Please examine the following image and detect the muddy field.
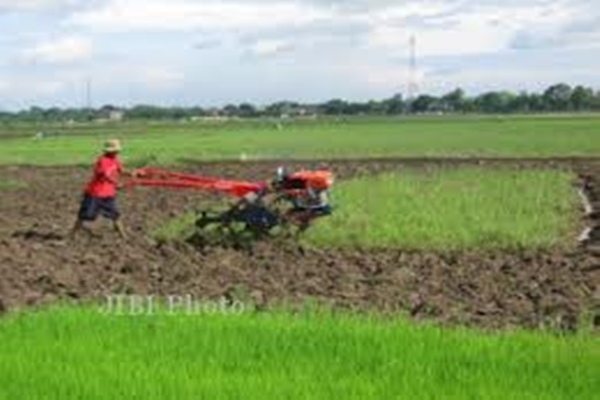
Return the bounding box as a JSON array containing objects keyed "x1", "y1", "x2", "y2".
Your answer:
[{"x1": 0, "y1": 159, "x2": 599, "y2": 330}]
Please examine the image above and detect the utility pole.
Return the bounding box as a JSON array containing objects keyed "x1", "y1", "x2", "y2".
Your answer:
[
  {"x1": 85, "y1": 77, "x2": 92, "y2": 110},
  {"x1": 84, "y1": 77, "x2": 94, "y2": 121}
]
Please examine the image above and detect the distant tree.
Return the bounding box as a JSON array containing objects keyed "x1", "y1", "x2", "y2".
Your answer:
[
  {"x1": 169, "y1": 107, "x2": 192, "y2": 120},
  {"x1": 441, "y1": 88, "x2": 466, "y2": 112},
  {"x1": 571, "y1": 86, "x2": 595, "y2": 111},
  {"x1": 411, "y1": 94, "x2": 438, "y2": 113},
  {"x1": 26, "y1": 106, "x2": 45, "y2": 122},
  {"x1": 264, "y1": 101, "x2": 298, "y2": 117},
  {"x1": 543, "y1": 83, "x2": 573, "y2": 111},
  {"x1": 366, "y1": 100, "x2": 386, "y2": 115},
  {"x1": 222, "y1": 104, "x2": 239, "y2": 117},
  {"x1": 127, "y1": 105, "x2": 168, "y2": 119},
  {"x1": 526, "y1": 93, "x2": 545, "y2": 112},
  {"x1": 476, "y1": 91, "x2": 516, "y2": 113},
  {"x1": 1, "y1": 82, "x2": 599, "y2": 121},
  {"x1": 264, "y1": 102, "x2": 282, "y2": 117},
  {"x1": 342, "y1": 102, "x2": 365, "y2": 115},
  {"x1": 321, "y1": 99, "x2": 349, "y2": 115},
  {"x1": 42, "y1": 107, "x2": 62, "y2": 121},
  {"x1": 506, "y1": 92, "x2": 532, "y2": 113},
  {"x1": 383, "y1": 94, "x2": 405, "y2": 114},
  {"x1": 593, "y1": 91, "x2": 600, "y2": 111},
  {"x1": 189, "y1": 106, "x2": 206, "y2": 117},
  {"x1": 238, "y1": 103, "x2": 257, "y2": 118}
]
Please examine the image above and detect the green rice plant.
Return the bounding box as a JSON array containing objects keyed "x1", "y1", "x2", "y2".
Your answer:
[
  {"x1": 0, "y1": 115, "x2": 600, "y2": 165},
  {"x1": 0, "y1": 179, "x2": 26, "y2": 190},
  {"x1": 0, "y1": 305, "x2": 597, "y2": 399},
  {"x1": 152, "y1": 211, "x2": 199, "y2": 241},
  {"x1": 306, "y1": 168, "x2": 580, "y2": 251}
]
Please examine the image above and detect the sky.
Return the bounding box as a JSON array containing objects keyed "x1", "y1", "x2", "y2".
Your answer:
[{"x1": 0, "y1": 0, "x2": 599, "y2": 110}]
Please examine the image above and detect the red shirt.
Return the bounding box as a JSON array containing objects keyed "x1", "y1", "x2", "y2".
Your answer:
[{"x1": 85, "y1": 155, "x2": 123, "y2": 198}]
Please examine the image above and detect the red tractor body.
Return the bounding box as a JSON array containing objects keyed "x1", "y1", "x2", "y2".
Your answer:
[{"x1": 125, "y1": 167, "x2": 333, "y2": 240}]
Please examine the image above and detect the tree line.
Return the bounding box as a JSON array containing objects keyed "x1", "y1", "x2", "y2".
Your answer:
[{"x1": 1, "y1": 83, "x2": 599, "y2": 123}]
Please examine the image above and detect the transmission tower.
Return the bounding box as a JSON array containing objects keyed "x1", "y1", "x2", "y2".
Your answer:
[{"x1": 407, "y1": 35, "x2": 418, "y2": 111}]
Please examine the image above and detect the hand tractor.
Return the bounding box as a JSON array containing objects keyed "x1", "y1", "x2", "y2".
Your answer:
[{"x1": 125, "y1": 167, "x2": 334, "y2": 243}]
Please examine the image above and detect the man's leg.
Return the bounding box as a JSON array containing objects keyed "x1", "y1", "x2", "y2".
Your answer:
[
  {"x1": 101, "y1": 197, "x2": 127, "y2": 239},
  {"x1": 70, "y1": 195, "x2": 97, "y2": 238},
  {"x1": 69, "y1": 218, "x2": 84, "y2": 239},
  {"x1": 113, "y1": 219, "x2": 127, "y2": 239}
]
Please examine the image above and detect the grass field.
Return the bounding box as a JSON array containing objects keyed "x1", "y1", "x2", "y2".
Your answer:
[
  {"x1": 1, "y1": 115, "x2": 600, "y2": 164},
  {"x1": 307, "y1": 168, "x2": 580, "y2": 250},
  {"x1": 0, "y1": 179, "x2": 26, "y2": 190},
  {"x1": 155, "y1": 168, "x2": 579, "y2": 251},
  {"x1": 0, "y1": 306, "x2": 597, "y2": 400},
  {"x1": 1, "y1": 115, "x2": 598, "y2": 399}
]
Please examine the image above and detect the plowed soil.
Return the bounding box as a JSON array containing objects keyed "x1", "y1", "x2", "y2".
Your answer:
[{"x1": 1, "y1": 158, "x2": 599, "y2": 331}]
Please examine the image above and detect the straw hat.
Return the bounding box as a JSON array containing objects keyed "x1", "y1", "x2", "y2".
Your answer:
[{"x1": 104, "y1": 139, "x2": 122, "y2": 153}]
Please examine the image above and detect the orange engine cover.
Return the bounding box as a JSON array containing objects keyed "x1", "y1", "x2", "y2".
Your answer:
[{"x1": 288, "y1": 170, "x2": 334, "y2": 190}]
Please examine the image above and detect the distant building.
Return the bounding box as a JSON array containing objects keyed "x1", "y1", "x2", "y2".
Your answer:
[
  {"x1": 95, "y1": 105, "x2": 125, "y2": 123},
  {"x1": 108, "y1": 110, "x2": 125, "y2": 122},
  {"x1": 190, "y1": 115, "x2": 229, "y2": 122}
]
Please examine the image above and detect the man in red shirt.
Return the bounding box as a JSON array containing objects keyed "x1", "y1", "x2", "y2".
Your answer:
[{"x1": 70, "y1": 139, "x2": 127, "y2": 238}]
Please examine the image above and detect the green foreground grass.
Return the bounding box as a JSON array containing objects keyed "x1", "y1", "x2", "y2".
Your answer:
[
  {"x1": 156, "y1": 168, "x2": 579, "y2": 251},
  {"x1": 0, "y1": 306, "x2": 597, "y2": 399},
  {"x1": 1, "y1": 115, "x2": 600, "y2": 164}
]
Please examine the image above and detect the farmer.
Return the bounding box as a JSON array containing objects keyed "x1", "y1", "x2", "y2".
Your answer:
[{"x1": 70, "y1": 139, "x2": 128, "y2": 239}]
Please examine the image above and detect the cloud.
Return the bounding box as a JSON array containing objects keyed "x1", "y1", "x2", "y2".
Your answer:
[
  {"x1": 0, "y1": 76, "x2": 65, "y2": 98},
  {"x1": 364, "y1": 1, "x2": 582, "y2": 57},
  {"x1": 66, "y1": 64, "x2": 186, "y2": 91},
  {"x1": 68, "y1": 0, "x2": 332, "y2": 32},
  {"x1": 327, "y1": 62, "x2": 427, "y2": 92},
  {"x1": 30, "y1": 80, "x2": 66, "y2": 95},
  {"x1": 0, "y1": 63, "x2": 185, "y2": 110},
  {"x1": 20, "y1": 36, "x2": 93, "y2": 64},
  {"x1": 0, "y1": 0, "x2": 79, "y2": 12},
  {"x1": 135, "y1": 67, "x2": 184, "y2": 90},
  {"x1": 239, "y1": 18, "x2": 370, "y2": 51},
  {"x1": 64, "y1": 0, "x2": 600, "y2": 59},
  {"x1": 511, "y1": 14, "x2": 600, "y2": 50},
  {"x1": 193, "y1": 37, "x2": 222, "y2": 50},
  {"x1": 247, "y1": 39, "x2": 295, "y2": 57}
]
